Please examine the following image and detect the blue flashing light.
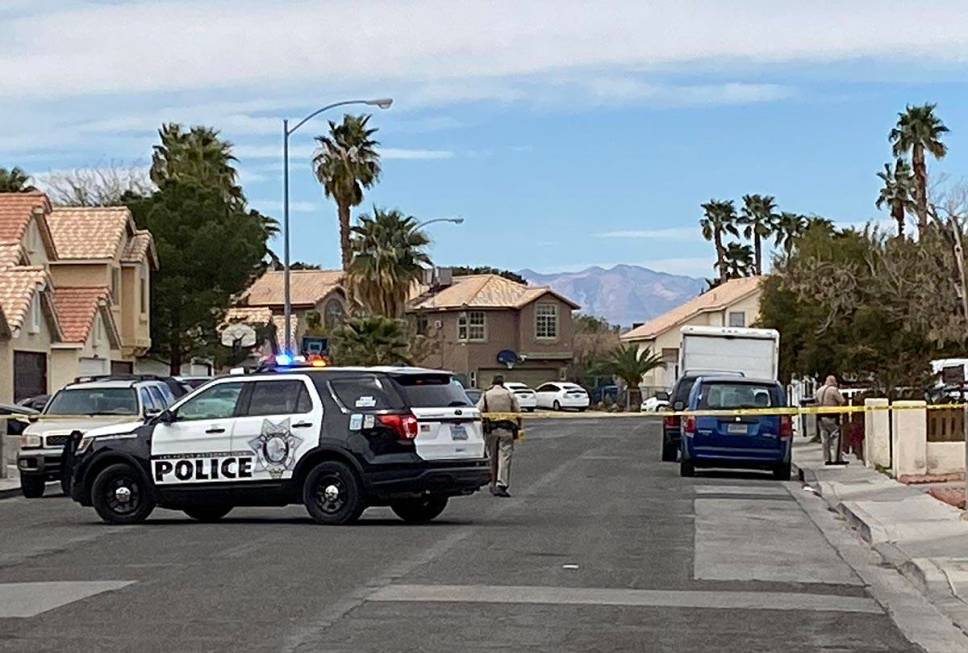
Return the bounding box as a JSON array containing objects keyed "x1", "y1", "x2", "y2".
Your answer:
[{"x1": 275, "y1": 354, "x2": 292, "y2": 366}]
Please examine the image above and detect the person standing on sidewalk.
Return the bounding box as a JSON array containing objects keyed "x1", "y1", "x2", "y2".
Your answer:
[
  {"x1": 476, "y1": 375, "x2": 521, "y2": 497},
  {"x1": 815, "y1": 375, "x2": 847, "y2": 465}
]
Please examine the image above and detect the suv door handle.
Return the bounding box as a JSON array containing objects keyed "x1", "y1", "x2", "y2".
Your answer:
[
  {"x1": 292, "y1": 421, "x2": 313, "y2": 429},
  {"x1": 206, "y1": 427, "x2": 226, "y2": 434}
]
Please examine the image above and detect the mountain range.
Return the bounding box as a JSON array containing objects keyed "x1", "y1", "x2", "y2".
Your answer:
[{"x1": 519, "y1": 265, "x2": 706, "y2": 328}]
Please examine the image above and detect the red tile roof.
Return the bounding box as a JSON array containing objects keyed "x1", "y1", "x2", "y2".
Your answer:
[
  {"x1": 48, "y1": 206, "x2": 131, "y2": 260},
  {"x1": 0, "y1": 266, "x2": 48, "y2": 333},
  {"x1": 0, "y1": 192, "x2": 49, "y2": 245},
  {"x1": 52, "y1": 287, "x2": 111, "y2": 343},
  {"x1": 409, "y1": 274, "x2": 580, "y2": 311},
  {"x1": 121, "y1": 230, "x2": 159, "y2": 268},
  {"x1": 239, "y1": 270, "x2": 344, "y2": 307}
]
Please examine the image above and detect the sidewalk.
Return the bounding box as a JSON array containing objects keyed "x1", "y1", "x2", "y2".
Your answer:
[{"x1": 793, "y1": 439, "x2": 968, "y2": 636}]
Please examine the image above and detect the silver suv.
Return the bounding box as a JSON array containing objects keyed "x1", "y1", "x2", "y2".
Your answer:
[{"x1": 17, "y1": 377, "x2": 175, "y2": 498}]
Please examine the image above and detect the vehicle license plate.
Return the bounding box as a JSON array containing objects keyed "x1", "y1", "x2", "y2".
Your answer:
[
  {"x1": 727, "y1": 423, "x2": 747, "y2": 435},
  {"x1": 451, "y1": 424, "x2": 468, "y2": 440}
]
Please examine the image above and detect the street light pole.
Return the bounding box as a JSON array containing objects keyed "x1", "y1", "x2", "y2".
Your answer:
[
  {"x1": 415, "y1": 217, "x2": 464, "y2": 230},
  {"x1": 281, "y1": 98, "x2": 393, "y2": 354}
]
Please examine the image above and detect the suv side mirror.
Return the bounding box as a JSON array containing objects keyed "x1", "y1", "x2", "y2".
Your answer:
[
  {"x1": 154, "y1": 409, "x2": 176, "y2": 424},
  {"x1": 672, "y1": 401, "x2": 685, "y2": 412}
]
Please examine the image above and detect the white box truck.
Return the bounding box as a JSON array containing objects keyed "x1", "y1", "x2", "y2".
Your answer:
[{"x1": 679, "y1": 326, "x2": 780, "y2": 380}]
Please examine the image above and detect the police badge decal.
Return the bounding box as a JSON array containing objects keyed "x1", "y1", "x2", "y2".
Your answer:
[{"x1": 248, "y1": 418, "x2": 303, "y2": 479}]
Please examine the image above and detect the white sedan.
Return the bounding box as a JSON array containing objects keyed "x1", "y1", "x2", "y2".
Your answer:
[
  {"x1": 641, "y1": 392, "x2": 670, "y2": 412},
  {"x1": 505, "y1": 382, "x2": 537, "y2": 411},
  {"x1": 535, "y1": 382, "x2": 590, "y2": 411}
]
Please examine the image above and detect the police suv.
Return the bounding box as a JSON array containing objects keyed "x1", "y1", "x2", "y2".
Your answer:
[{"x1": 68, "y1": 364, "x2": 490, "y2": 525}]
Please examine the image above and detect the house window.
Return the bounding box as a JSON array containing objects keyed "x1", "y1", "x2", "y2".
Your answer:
[
  {"x1": 535, "y1": 303, "x2": 559, "y2": 339},
  {"x1": 728, "y1": 311, "x2": 746, "y2": 327},
  {"x1": 140, "y1": 266, "x2": 148, "y2": 315},
  {"x1": 458, "y1": 311, "x2": 486, "y2": 342},
  {"x1": 28, "y1": 295, "x2": 40, "y2": 334},
  {"x1": 415, "y1": 314, "x2": 429, "y2": 336},
  {"x1": 323, "y1": 299, "x2": 345, "y2": 331},
  {"x1": 111, "y1": 268, "x2": 121, "y2": 305}
]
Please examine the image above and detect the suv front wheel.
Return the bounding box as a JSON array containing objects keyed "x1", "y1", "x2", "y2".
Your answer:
[
  {"x1": 303, "y1": 461, "x2": 365, "y2": 525},
  {"x1": 91, "y1": 463, "x2": 155, "y2": 524},
  {"x1": 20, "y1": 475, "x2": 45, "y2": 498},
  {"x1": 391, "y1": 495, "x2": 449, "y2": 523}
]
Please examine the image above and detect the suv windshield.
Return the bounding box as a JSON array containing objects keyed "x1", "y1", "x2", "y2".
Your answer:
[
  {"x1": 45, "y1": 388, "x2": 139, "y2": 416},
  {"x1": 700, "y1": 382, "x2": 779, "y2": 410},
  {"x1": 393, "y1": 374, "x2": 471, "y2": 407}
]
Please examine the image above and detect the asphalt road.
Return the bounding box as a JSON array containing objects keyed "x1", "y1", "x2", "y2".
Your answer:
[{"x1": 0, "y1": 419, "x2": 964, "y2": 652}]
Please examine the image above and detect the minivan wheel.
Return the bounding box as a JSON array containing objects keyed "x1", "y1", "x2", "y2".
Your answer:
[
  {"x1": 184, "y1": 506, "x2": 233, "y2": 522},
  {"x1": 91, "y1": 463, "x2": 155, "y2": 524},
  {"x1": 20, "y1": 475, "x2": 45, "y2": 498},
  {"x1": 553, "y1": 400, "x2": 561, "y2": 411},
  {"x1": 303, "y1": 461, "x2": 365, "y2": 525},
  {"x1": 773, "y1": 462, "x2": 792, "y2": 481},
  {"x1": 680, "y1": 458, "x2": 695, "y2": 477},
  {"x1": 391, "y1": 495, "x2": 449, "y2": 523}
]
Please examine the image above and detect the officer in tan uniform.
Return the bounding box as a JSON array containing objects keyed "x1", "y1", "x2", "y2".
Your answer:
[
  {"x1": 815, "y1": 375, "x2": 847, "y2": 465},
  {"x1": 476, "y1": 375, "x2": 521, "y2": 497}
]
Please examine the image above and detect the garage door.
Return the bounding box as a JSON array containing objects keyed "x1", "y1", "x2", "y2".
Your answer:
[
  {"x1": 13, "y1": 351, "x2": 47, "y2": 403},
  {"x1": 478, "y1": 367, "x2": 558, "y2": 389},
  {"x1": 79, "y1": 357, "x2": 108, "y2": 377}
]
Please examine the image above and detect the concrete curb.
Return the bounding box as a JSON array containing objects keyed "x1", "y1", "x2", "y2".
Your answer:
[{"x1": 0, "y1": 485, "x2": 22, "y2": 500}]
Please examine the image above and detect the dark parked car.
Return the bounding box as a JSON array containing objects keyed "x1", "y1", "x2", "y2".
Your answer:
[{"x1": 678, "y1": 376, "x2": 792, "y2": 480}]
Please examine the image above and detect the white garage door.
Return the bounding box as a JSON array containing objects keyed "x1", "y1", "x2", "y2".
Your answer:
[{"x1": 78, "y1": 357, "x2": 108, "y2": 377}]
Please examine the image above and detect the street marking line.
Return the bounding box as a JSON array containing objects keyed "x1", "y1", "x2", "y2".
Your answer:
[
  {"x1": 694, "y1": 485, "x2": 790, "y2": 497},
  {"x1": 0, "y1": 581, "x2": 134, "y2": 618},
  {"x1": 367, "y1": 584, "x2": 882, "y2": 614}
]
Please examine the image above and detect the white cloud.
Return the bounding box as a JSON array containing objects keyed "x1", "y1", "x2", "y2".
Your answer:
[
  {"x1": 597, "y1": 227, "x2": 700, "y2": 241},
  {"x1": 3, "y1": 1, "x2": 966, "y2": 102}
]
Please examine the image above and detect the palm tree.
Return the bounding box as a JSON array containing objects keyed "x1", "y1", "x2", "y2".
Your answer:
[
  {"x1": 723, "y1": 242, "x2": 754, "y2": 279},
  {"x1": 597, "y1": 344, "x2": 665, "y2": 410},
  {"x1": 700, "y1": 199, "x2": 739, "y2": 282},
  {"x1": 313, "y1": 114, "x2": 382, "y2": 271},
  {"x1": 0, "y1": 166, "x2": 33, "y2": 192},
  {"x1": 150, "y1": 123, "x2": 243, "y2": 204},
  {"x1": 347, "y1": 208, "x2": 431, "y2": 318},
  {"x1": 889, "y1": 104, "x2": 948, "y2": 235},
  {"x1": 875, "y1": 159, "x2": 916, "y2": 238},
  {"x1": 773, "y1": 212, "x2": 809, "y2": 255},
  {"x1": 330, "y1": 315, "x2": 412, "y2": 366},
  {"x1": 739, "y1": 194, "x2": 777, "y2": 275}
]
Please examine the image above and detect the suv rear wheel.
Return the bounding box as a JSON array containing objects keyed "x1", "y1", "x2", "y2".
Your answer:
[
  {"x1": 303, "y1": 461, "x2": 365, "y2": 525},
  {"x1": 20, "y1": 475, "x2": 45, "y2": 498},
  {"x1": 91, "y1": 463, "x2": 155, "y2": 524},
  {"x1": 680, "y1": 458, "x2": 695, "y2": 477},
  {"x1": 184, "y1": 506, "x2": 233, "y2": 522},
  {"x1": 773, "y1": 461, "x2": 791, "y2": 481},
  {"x1": 391, "y1": 495, "x2": 449, "y2": 523}
]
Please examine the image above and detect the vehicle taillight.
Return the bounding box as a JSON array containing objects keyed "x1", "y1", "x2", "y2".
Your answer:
[
  {"x1": 378, "y1": 413, "x2": 419, "y2": 440},
  {"x1": 664, "y1": 415, "x2": 680, "y2": 428},
  {"x1": 779, "y1": 415, "x2": 793, "y2": 439},
  {"x1": 684, "y1": 416, "x2": 696, "y2": 436}
]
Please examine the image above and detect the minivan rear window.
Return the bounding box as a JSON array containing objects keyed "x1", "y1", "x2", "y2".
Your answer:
[
  {"x1": 700, "y1": 383, "x2": 780, "y2": 410},
  {"x1": 393, "y1": 374, "x2": 471, "y2": 408}
]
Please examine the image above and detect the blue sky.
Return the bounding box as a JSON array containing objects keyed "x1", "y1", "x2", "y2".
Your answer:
[{"x1": 4, "y1": 1, "x2": 968, "y2": 278}]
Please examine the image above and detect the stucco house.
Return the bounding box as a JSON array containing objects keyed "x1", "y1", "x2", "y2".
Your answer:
[{"x1": 620, "y1": 276, "x2": 765, "y2": 394}]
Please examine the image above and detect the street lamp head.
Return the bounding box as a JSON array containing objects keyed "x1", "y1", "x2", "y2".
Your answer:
[
  {"x1": 452, "y1": 218, "x2": 465, "y2": 224},
  {"x1": 367, "y1": 98, "x2": 394, "y2": 110}
]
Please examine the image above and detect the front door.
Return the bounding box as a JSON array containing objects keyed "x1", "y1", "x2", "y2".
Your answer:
[
  {"x1": 13, "y1": 351, "x2": 47, "y2": 402},
  {"x1": 230, "y1": 378, "x2": 322, "y2": 482},
  {"x1": 150, "y1": 380, "x2": 247, "y2": 486}
]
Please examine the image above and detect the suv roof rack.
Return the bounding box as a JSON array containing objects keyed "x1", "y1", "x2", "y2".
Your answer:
[{"x1": 72, "y1": 373, "x2": 172, "y2": 384}]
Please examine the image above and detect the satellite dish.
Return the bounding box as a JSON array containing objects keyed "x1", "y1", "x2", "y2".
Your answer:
[
  {"x1": 221, "y1": 323, "x2": 257, "y2": 348},
  {"x1": 496, "y1": 350, "x2": 520, "y2": 369}
]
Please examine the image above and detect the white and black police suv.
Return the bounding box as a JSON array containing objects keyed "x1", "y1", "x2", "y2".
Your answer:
[{"x1": 68, "y1": 363, "x2": 490, "y2": 525}]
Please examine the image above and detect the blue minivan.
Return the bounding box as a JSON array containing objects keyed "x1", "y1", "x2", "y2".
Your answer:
[{"x1": 676, "y1": 376, "x2": 792, "y2": 480}]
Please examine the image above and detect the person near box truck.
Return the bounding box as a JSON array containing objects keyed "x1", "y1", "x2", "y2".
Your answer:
[{"x1": 814, "y1": 375, "x2": 847, "y2": 465}]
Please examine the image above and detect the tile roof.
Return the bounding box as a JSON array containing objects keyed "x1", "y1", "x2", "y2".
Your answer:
[
  {"x1": 0, "y1": 192, "x2": 48, "y2": 245},
  {"x1": 0, "y1": 266, "x2": 48, "y2": 333},
  {"x1": 121, "y1": 230, "x2": 159, "y2": 268},
  {"x1": 224, "y1": 306, "x2": 274, "y2": 326},
  {"x1": 52, "y1": 287, "x2": 111, "y2": 343},
  {"x1": 620, "y1": 276, "x2": 765, "y2": 341},
  {"x1": 409, "y1": 274, "x2": 580, "y2": 311},
  {"x1": 47, "y1": 206, "x2": 131, "y2": 260},
  {"x1": 0, "y1": 244, "x2": 25, "y2": 269},
  {"x1": 240, "y1": 270, "x2": 345, "y2": 307}
]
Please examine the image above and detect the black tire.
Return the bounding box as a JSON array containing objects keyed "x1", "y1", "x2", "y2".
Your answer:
[
  {"x1": 60, "y1": 474, "x2": 71, "y2": 496},
  {"x1": 20, "y1": 475, "x2": 45, "y2": 498},
  {"x1": 183, "y1": 506, "x2": 233, "y2": 522},
  {"x1": 680, "y1": 458, "x2": 695, "y2": 477},
  {"x1": 553, "y1": 400, "x2": 561, "y2": 411},
  {"x1": 391, "y1": 495, "x2": 449, "y2": 523},
  {"x1": 91, "y1": 463, "x2": 155, "y2": 524},
  {"x1": 661, "y1": 438, "x2": 678, "y2": 462},
  {"x1": 577, "y1": 407, "x2": 587, "y2": 413},
  {"x1": 303, "y1": 461, "x2": 365, "y2": 525},
  {"x1": 773, "y1": 462, "x2": 792, "y2": 481}
]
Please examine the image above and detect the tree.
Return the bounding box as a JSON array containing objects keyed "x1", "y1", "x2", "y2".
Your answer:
[
  {"x1": 450, "y1": 266, "x2": 526, "y2": 284},
  {"x1": 330, "y1": 315, "x2": 412, "y2": 366},
  {"x1": 700, "y1": 199, "x2": 739, "y2": 282},
  {"x1": 876, "y1": 159, "x2": 917, "y2": 238},
  {"x1": 128, "y1": 181, "x2": 272, "y2": 373},
  {"x1": 890, "y1": 104, "x2": 948, "y2": 235},
  {"x1": 723, "y1": 242, "x2": 755, "y2": 279},
  {"x1": 569, "y1": 314, "x2": 622, "y2": 386},
  {"x1": 0, "y1": 166, "x2": 33, "y2": 192},
  {"x1": 347, "y1": 208, "x2": 431, "y2": 318},
  {"x1": 44, "y1": 163, "x2": 153, "y2": 206},
  {"x1": 150, "y1": 123, "x2": 243, "y2": 204},
  {"x1": 739, "y1": 194, "x2": 777, "y2": 275},
  {"x1": 596, "y1": 344, "x2": 665, "y2": 409},
  {"x1": 313, "y1": 114, "x2": 382, "y2": 271},
  {"x1": 773, "y1": 212, "x2": 809, "y2": 255}
]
